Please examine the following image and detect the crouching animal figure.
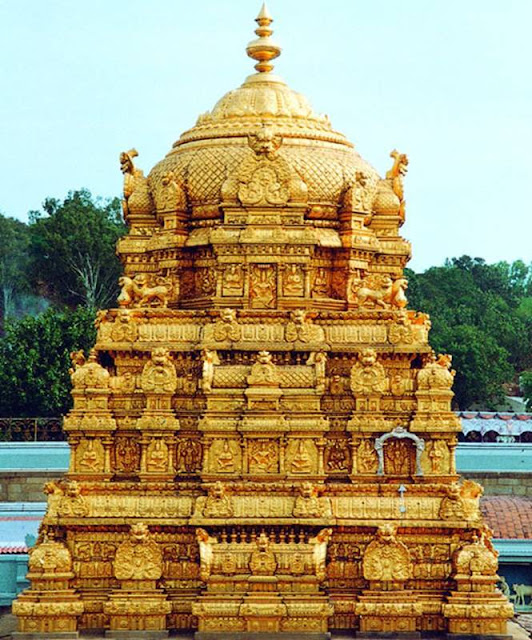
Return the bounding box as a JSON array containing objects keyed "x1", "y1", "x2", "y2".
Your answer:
[
  {"x1": 352, "y1": 274, "x2": 408, "y2": 309},
  {"x1": 118, "y1": 275, "x2": 171, "y2": 308}
]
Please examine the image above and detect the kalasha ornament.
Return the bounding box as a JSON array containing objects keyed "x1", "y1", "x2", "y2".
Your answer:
[{"x1": 13, "y1": 4, "x2": 512, "y2": 639}]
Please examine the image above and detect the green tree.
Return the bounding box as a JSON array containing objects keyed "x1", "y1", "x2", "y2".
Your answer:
[
  {"x1": 0, "y1": 307, "x2": 96, "y2": 417},
  {"x1": 0, "y1": 214, "x2": 30, "y2": 323},
  {"x1": 29, "y1": 189, "x2": 126, "y2": 309},
  {"x1": 521, "y1": 372, "x2": 532, "y2": 411},
  {"x1": 406, "y1": 256, "x2": 532, "y2": 410}
]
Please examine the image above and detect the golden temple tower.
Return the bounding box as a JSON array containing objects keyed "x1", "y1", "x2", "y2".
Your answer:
[{"x1": 13, "y1": 5, "x2": 513, "y2": 639}]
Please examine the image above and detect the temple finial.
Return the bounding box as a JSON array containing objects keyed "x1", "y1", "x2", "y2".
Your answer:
[{"x1": 246, "y1": 3, "x2": 282, "y2": 74}]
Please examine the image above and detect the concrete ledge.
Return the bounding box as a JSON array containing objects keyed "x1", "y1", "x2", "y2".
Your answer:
[
  {"x1": 356, "y1": 634, "x2": 420, "y2": 640},
  {"x1": 446, "y1": 635, "x2": 513, "y2": 640},
  {"x1": 12, "y1": 633, "x2": 79, "y2": 640},
  {"x1": 105, "y1": 632, "x2": 168, "y2": 639},
  {"x1": 195, "y1": 634, "x2": 330, "y2": 640}
]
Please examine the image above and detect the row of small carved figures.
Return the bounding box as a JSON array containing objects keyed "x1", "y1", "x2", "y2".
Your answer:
[{"x1": 116, "y1": 273, "x2": 410, "y2": 309}]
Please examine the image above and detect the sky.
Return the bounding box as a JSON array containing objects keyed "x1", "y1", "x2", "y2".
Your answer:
[{"x1": 1, "y1": 0, "x2": 531, "y2": 271}]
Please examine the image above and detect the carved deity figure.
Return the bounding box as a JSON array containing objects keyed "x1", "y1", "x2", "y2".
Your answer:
[
  {"x1": 325, "y1": 439, "x2": 350, "y2": 472},
  {"x1": 343, "y1": 170, "x2": 373, "y2": 212},
  {"x1": 160, "y1": 169, "x2": 186, "y2": 211},
  {"x1": 350, "y1": 348, "x2": 387, "y2": 395},
  {"x1": 216, "y1": 440, "x2": 237, "y2": 473},
  {"x1": 146, "y1": 439, "x2": 169, "y2": 472},
  {"x1": 282, "y1": 264, "x2": 305, "y2": 297},
  {"x1": 203, "y1": 481, "x2": 233, "y2": 518},
  {"x1": 290, "y1": 439, "x2": 313, "y2": 474},
  {"x1": 176, "y1": 438, "x2": 203, "y2": 473},
  {"x1": 250, "y1": 265, "x2": 276, "y2": 308},
  {"x1": 293, "y1": 482, "x2": 322, "y2": 518},
  {"x1": 196, "y1": 528, "x2": 217, "y2": 582},
  {"x1": 114, "y1": 523, "x2": 163, "y2": 581},
  {"x1": 362, "y1": 524, "x2": 412, "y2": 583},
  {"x1": 439, "y1": 483, "x2": 466, "y2": 520},
  {"x1": 417, "y1": 352, "x2": 455, "y2": 391},
  {"x1": 141, "y1": 348, "x2": 177, "y2": 394},
  {"x1": 223, "y1": 264, "x2": 244, "y2": 295},
  {"x1": 428, "y1": 440, "x2": 448, "y2": 473},
  {"x1": 201, "y1": 349, "x2": 219, "y2": 393},
  {"x1": 113, "y1": 436, "x2": 141, "y2": 473},
  {"x1": 77, "y1": 439, "x2": 104, "y2": 473},
  {"x1": 248, "y1": 439, "x2": 278, "y2": 473},
  {"x1": 384, "y1": 440, "x2": 413, "y2": 475},
  {"x1": 249, "y1": 532, "x2": 277, "y2": 575},
  {"x1": 312, "y1": 268, "x2": 329, "y2": 297},
  {"x1": 358, "y1": 439, "x2": 379, "y2": 474},
  {"x1": 58, "y1": 480, "x2": 89, "y2": 517}
]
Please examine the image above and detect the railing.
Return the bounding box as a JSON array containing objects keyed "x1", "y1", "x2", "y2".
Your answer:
[{"x1": 0, "y1": 418, "x2": 65, "y2": 442}]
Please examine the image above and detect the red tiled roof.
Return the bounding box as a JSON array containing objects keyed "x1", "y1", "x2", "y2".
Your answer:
[
  {"x1": 458, "y1": 411, "x2": 532, "y2": 421},
  {"x1": 481, "y1": 496, "x2": 532, "y2": 539},
  {"x1": 0, "y1": 545, "x2": 28, "y2": 554}
]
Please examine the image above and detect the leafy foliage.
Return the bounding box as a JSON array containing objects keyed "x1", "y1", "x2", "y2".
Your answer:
[
  {"x1": 407, "y1": 256, "x2": 532, "y2": 410},
  {"x1": 28, "y1": 189, "x2": 126, "y2": 309},
  {"x1": 0, "y1": 307, "x2": 96, "y2": 417}
]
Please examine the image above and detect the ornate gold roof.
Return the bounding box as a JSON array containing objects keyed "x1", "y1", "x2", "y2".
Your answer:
[{"x1": 148, "y1": 5, "x2": 378, "y2": 219}]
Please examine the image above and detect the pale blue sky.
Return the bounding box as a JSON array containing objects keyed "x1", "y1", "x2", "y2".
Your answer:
[{"x1": 1, "y1": 0, "x2": 531, "y2": 270}]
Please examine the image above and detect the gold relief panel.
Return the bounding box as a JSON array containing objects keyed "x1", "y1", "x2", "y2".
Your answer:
[
  {"x1": 206, "y1": 439, "x2": 242, "y2": 475},
  {"x1": 247, "y1": 439, "x2": 279, "y2": 474},
  {"x1": 356, "y1": 439, "x2": 379, "y2": 475},
  {"x1": 285, "y1": 439, "x2": 317, "y2": 475},
  {"x1": 281, "y1": 264, "x2": 305, "y2": 297},
  {"x1": 421, "y1": 440, "x2": 450, "y2": 475},
  {"x1": 222, "y1": 264, "x2": 244, "y2": 296},
  {"x1": 383, "y1": 439, "x2": 416, "y2": 476},
  {"x1": 112, "y1": 436, "x2": 141, "y2": 473},
  {"x1": 180, "y1": 269, "x2": 195, "y2": 299},
  {"x1": 324, "y1": 439, "x2": 351, "y2": 474},
  {"x1": 195, "y1": 267, "x2": 217, "y2": 297},
  {"x1": 76, "y1": 438, "x2": 105, "y2": 474},
  {"x1": 175, "y1": 438, "x2": 203, "y2": 474},
  {"x1": 311, "y1": 267, "x2": 329, "y2": 298},
  {"x1": 145, "y1": 438, "x2": 170, "y2": 473},
  {"x1": 249, "y1": 264, "x2": 277, "y2": 308}
]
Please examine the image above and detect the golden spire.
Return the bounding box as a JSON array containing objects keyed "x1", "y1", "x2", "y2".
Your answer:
[{"x1": 246, "y1": 3, "x2": 282, "y2": 74}]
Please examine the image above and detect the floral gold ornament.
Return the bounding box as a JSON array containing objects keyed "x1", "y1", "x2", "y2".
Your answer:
[{"x1": 13, "y1": 4, "x2": 511, "y2": 639}]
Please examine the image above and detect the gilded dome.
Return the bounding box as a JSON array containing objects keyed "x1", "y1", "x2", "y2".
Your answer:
[{"x1": 147, "y1": 6, "x2": 380, "y2": 221}]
